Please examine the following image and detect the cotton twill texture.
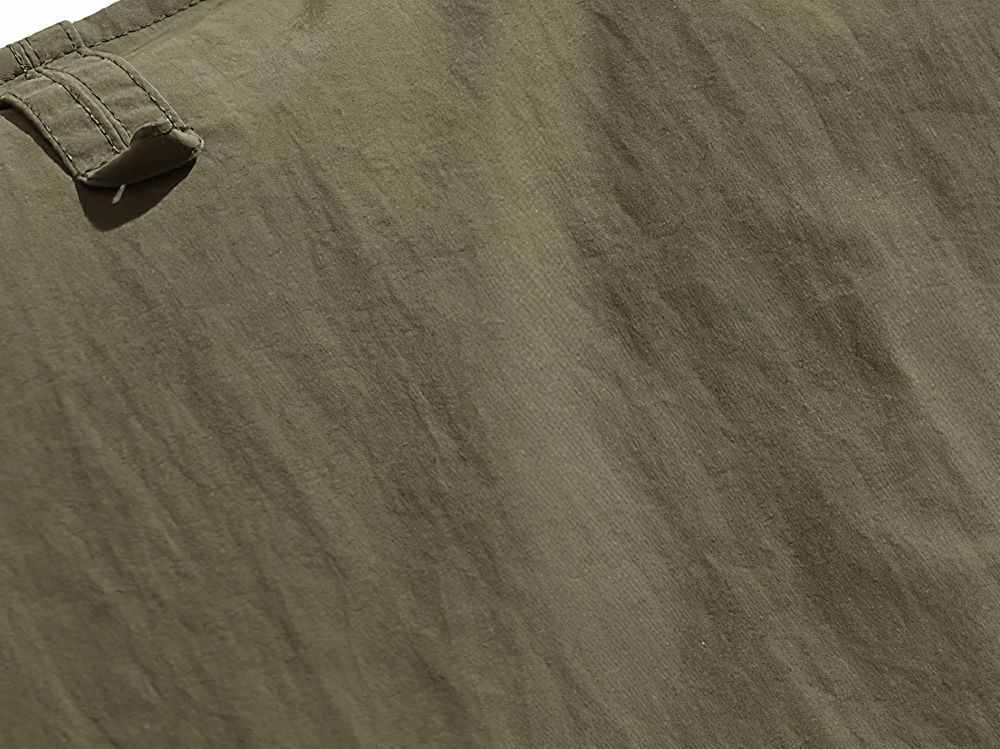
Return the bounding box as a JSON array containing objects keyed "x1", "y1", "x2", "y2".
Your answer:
[{"x1": 0, "y1": 1, "x2": 998, "y2": 747}]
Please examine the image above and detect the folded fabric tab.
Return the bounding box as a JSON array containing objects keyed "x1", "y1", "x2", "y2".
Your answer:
[{"x1": 0, "y1": 20, "x2": 202, "y2": 187}]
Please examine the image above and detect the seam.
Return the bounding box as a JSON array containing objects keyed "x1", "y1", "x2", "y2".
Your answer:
[
  {"x1": 1, "y1": 0, "x2": 212, "y2": 85},
  {"x1": 34, "y1": 69, "x2": 123, "y2": 153},
  {"x1": 0, "y1": 90, "x2": 76, "y2": 167},
  {"x1": 95, "y1": 0, "x2": 210, "y2": 48},
  {"x1": 80, "y1": 49, "x2": 182, "y2": 128},
  {"x1": 61, "y1": 21, "x2": 85, "y2": 51},
  {"x1": 22, "y1": 39, "x2": 43, "y2": 68},
  {"x1": 57, "y1": 63, "x2": 132, "y2": 139},
  {"x1": 9, "y1": 44, "x2": 32, "y2": 75}
]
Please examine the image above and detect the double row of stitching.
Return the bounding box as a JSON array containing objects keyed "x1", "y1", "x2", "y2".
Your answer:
[
  {"x1": 47, "y1": 21, "x2": 134, "y2": 145},
  {"x1": 58, "y1": 67, "x2": 129, "y2": 139},
  {"x1": 0, "y1": 0, "x2": 212, "y2": 85},
  {"x1": 1, "y1": 6, "x2": 205, "y2": 187},
  {"x1": 61, "y1": 21, "x2": 85, "y2": 51},
  {"x1": 20, "y1": 38, "x2": 43, "y2": 68},
  {"x1": 95, "y1": 0, "x2": 210, "y2": 48},
  {"x1": 34, "y1": 68, "x2": 125, "y2": 153},
  {"x1": 2, "y1": 21, "x2": 80, "y2": 83}
]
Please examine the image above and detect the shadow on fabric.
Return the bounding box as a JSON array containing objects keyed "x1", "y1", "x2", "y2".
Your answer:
[
  {"x1": 75, "y1": 162, "x2": 196, "y2": 231},
  {"x1": 1, "y1": 107, "x2": 196, "y2": 231}
]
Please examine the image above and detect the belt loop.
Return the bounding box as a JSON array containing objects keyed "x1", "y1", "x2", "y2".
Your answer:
[
  {"x1": 8, "y1": 43, "x2": 33, "y2": 74},
  {"x1": 60, "y1": 21, "x2": 85, "y2": 51},
  {"x1": 0, "y1": 22, "x2": 203, "y2": 187}
]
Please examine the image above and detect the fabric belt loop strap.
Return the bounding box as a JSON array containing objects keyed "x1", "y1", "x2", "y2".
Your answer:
[{"x1": 0, "y1": 20, "x2": 203, "y2": 187}]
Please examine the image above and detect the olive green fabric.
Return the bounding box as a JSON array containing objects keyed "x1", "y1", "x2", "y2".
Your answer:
[
  {"x1": 1, "y1": 0, "x2": 998, "y2": 747},
  {"x1": 0, "y1": 21, "x2": 203, "y2": 186}
]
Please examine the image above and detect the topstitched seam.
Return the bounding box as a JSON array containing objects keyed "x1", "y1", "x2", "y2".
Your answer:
[
  {"x1": 61, "y1": 21, "x2": 84, "y2": 51},
  {"x1": 81, "y1": 49, "x2": 182, "y2": 128},
  {"x1": 95, "y1": 0, "x2": 210, "y2": 48},
  {"x1": 0, "y1": 0, "x2": 212, "y2": 84},
  {"x1": 56, "y1": 60, "x2": 132, "y2": 139},
  {"x1": 9, "y1": 44, "x2": 31, "y2": 75},
  {"x1": 22, "y1": 39, "x2": 43, "y2": 68},
  {"x1": 0, "y1": 90, "x2": 75, "y2": 165},
  {"x1": 36, "y1": 68, "x2": 124, "y2": 153}
]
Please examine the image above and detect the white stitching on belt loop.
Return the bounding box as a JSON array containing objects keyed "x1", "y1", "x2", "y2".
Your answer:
[
  {"x1": 36, "y1": 68, "x2": 123, "y2": 153},
  {"x1": 81, "y1": 49, "x2": 183, "y2": 128}
]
